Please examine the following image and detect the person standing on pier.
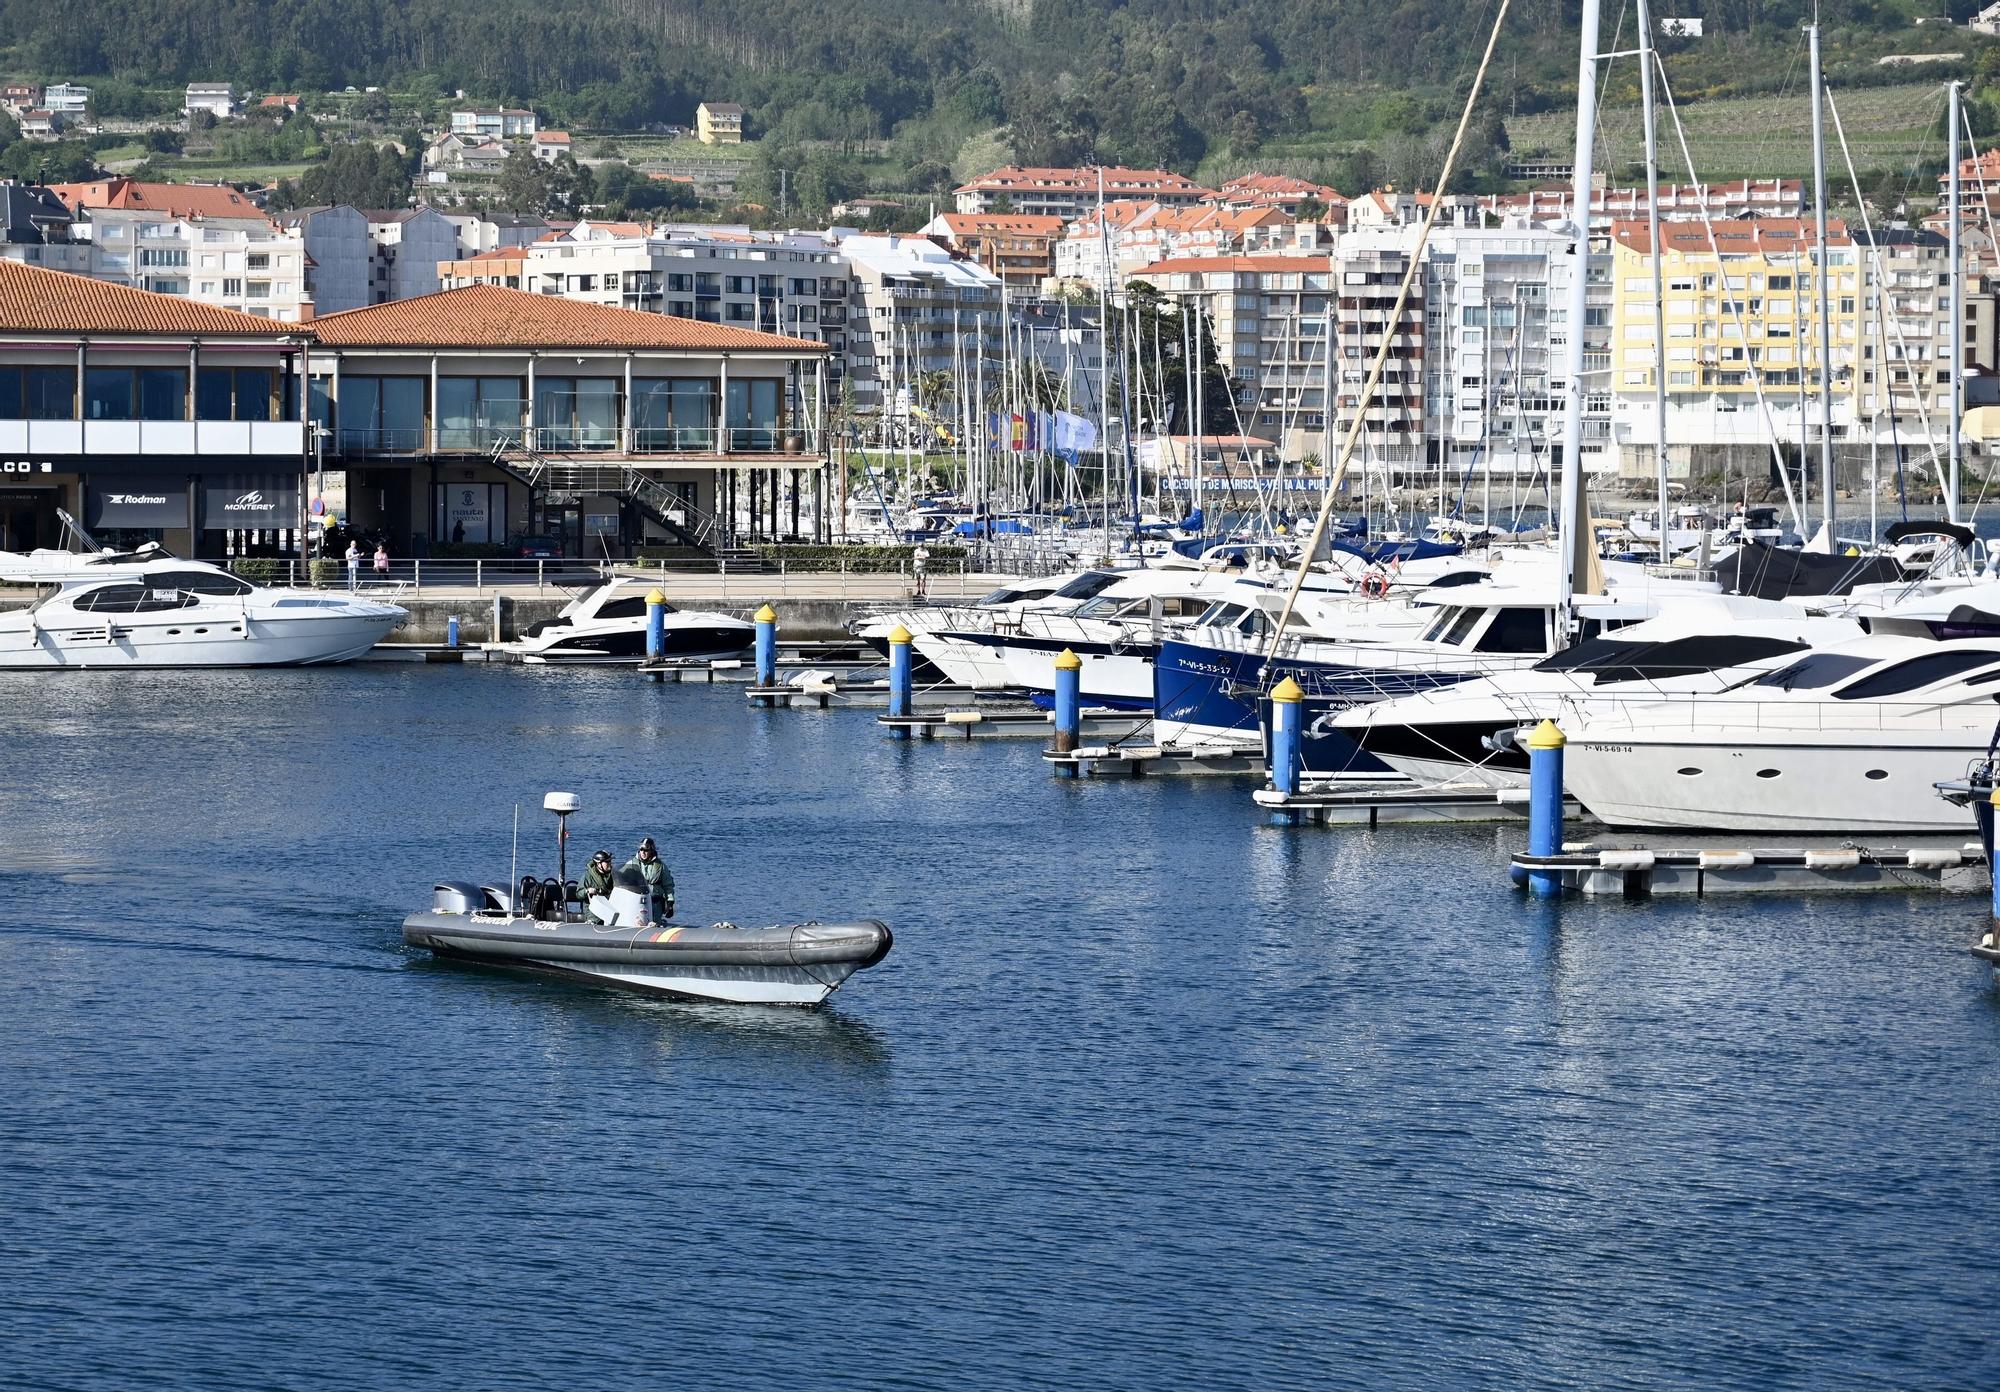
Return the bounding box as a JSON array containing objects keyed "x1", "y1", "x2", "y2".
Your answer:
[
  {"x1": 344, "y1": 539, "x2": 361, "y2": 591},
  {"x1": 626, "y1": 837, "x2": 675, "y2": 921},
  {"x1": 912, "y1": 543, "x2": 930, "y2": 599},
  {"x1": 373, "y1": 542, "x2": 390, "y2": 581}
]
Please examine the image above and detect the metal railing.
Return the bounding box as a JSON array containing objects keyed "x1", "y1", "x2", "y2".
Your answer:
[{"x1": 336, "y1": 424, "x2": 818, "y2": 458}]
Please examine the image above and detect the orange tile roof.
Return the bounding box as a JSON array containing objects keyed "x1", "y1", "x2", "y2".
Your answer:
[
  {"x1": 309, "y1": 284, "x2": 827, "y2": 351},
  {"x1": 1217, "y1": 173, "x2": 1346, "y2": 204},
  {"x1": 939, "y1": 213, "x2": 1064, "y2": 237},
  {"x1": 1611, "y1": 217, "x2": 1850, "y2": 255},
  {"x1": 955, "y1": 165, "x2": 1216, "y2": 197},
  {"x1": 50, "y1": 177, "x2": 269, "y2": 222},
  {"x1": 0, "y1": 260, "x2": 306, "y2": 337},
  {"x1": 1130, "y1": 253, "x2": 1334, "y2": 276}
]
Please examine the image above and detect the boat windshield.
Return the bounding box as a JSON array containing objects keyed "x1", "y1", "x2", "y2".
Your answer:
[
  {"x1": 977, "y1": 586, "x2": 1025, "y2": 605},
  {"x1": 1195, "y1": 602, "x2": 1247, "y2": 629},
  {"x1": 1052, "y1": 571, "x2": 1122, "y2": 601},
  {"x1": 1072, "y1": 596, "x2": 1123, "y2": 618},
  {"x1": 1754, "y1": 652, "x2": 1878, "y2": 691},
  {"x1": 1829, "y1": 649, "x2": 2000, "y2": 701}
]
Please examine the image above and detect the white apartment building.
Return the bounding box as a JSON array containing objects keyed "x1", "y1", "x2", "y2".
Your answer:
[
  {"x1": 1419, "y1": 224, "x2": 1612, "y2": 483},
  {"x1": 509, "y1": 227, "x2": 851, "y2": 390},
  {"x1": 449, "y1": 108, "x2": 537, "y2": 140},
  {"x1": 954, "y1": 166, "x2": 1216, "y2": 220},
  {"x1": 82, "y1": 209, "x2": 309, "y2": 320},
  {"x1": 839, "y1": 234, "x2": 1003, "y2": 414}
]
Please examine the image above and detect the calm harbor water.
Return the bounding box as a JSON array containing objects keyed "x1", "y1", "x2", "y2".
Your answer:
[{"x1": 3, "y1": 665, "x2": 1998, "y2": 1390}]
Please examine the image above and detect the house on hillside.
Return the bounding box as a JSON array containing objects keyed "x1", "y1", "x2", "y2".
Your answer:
[
  {"x1": 450, "y1": 107, "x2": 537, "y2": 140},
  {"x1": 697, "y1": 102, "x2": 745, "y2": 145},
  {"x1": 184, "y1": 84, "x2": 237, "y2": 120},
  {"x1": 531, "y1": 131, "x2": 571, "y2": 164}
]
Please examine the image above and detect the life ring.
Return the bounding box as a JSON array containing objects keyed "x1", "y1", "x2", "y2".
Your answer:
[{"x1": 1359, "y1": 572, "x2": 1391, "y2": 600}]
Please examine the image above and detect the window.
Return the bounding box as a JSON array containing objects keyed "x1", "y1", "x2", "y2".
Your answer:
[
  {"x1": 725, "y1": 377, "x2": 782, "y2": 449},
  {"x1": 222, "y1": 278, "x2": 243, "y2": 297},
  {"x1": 246, "y1": 281, "x2": 270, "y2": 299},
  {"x1": 137, "y1": 368, "x2": 187, "y2": 421},
  {"x1": 1754, "y1": 653, "x2": 1876, "y2": 691},
  {"x1": 248, "y1": 253, "x2": 270, "y2": 270},
  {"x1": 197, "y1": 367, "x2": 274, "y2": 423},
  {"x1": 534, "y1": 376, "x2": 619, "y2": 449},
  {"x1": 632, "y1": 378, "x2": 716, "y2": 450},
  {"x1": 337, "y1": 375, "x2": 424, "y2": 450},
  {"x1": 5, "y1": 366, "x2": 77, "y2": 419},
  {"x1": 74, "y1": 583, "x2": 198, "y2": 613},
  {"x1": 1832, "y1": 650, "x2": 2000, "y2": 700},
  {"x1": 1474, "y1": 607, "x2": 1548, "y2": 654},
  {"x1": 84, "y1": 368, "x2": 134, "y2": 420},
  {"x1": 436, "y1": 376, "x2": 522, "y2": 449}
]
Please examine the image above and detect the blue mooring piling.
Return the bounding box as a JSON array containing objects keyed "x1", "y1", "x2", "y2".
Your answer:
[
  {"x1": 1051, "y1": 648, "x2": 1082, "y2": 775},
  {"x1": 646, "y1": 589, "x2": 668, "y2": 663},
  {"x1": 1525, "y1": 719, "x2": 1566, "y2": 898},
  {"x1": 754, "y1": 604, "x2": 778, "y2": 686},
  {"x1": 1268, "y1": 677, "x2": 1304, "y2": 823},
  {"x1": 887, "y1": 624, "x2": 913, "y2": 737},
  {"x1": 1986, "y1": 786, "x2": 2000, "y2": 927},
  {"x1": 446, "y1": 615, "x2": 460, "y2": 649}
]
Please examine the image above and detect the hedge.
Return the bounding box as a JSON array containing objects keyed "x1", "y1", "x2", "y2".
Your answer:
[{"x1": 751, "y1": 544, "x2": 967, "y2": 572}]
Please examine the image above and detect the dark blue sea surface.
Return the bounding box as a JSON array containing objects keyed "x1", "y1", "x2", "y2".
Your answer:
[{"x1": 3, "y1": 666, "x2": 1997, "y2": 1390}]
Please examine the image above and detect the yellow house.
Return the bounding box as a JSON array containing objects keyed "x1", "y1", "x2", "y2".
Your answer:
[{"x1": 696, "y1": 101, "x2": 745, "y2": 145}]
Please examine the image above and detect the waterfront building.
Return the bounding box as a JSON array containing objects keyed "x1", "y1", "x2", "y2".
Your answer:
[
  {"x1": 838, "y1": 234, "x2": 1003, "y2": 417},
  {"x1": 1419, "y1": 224, "x2": 1609, "y2": 482},
  {"x1": 306, "y1": 286, "x2": 832, "y2": 552},
  {"x1": 696, "y1": 102, "x2": 745, "y2": 145},
  {"x1": 1126, "y1": 253, "x2": 1336, "y2": 463},
  {"x1": 0, "y1": 259, "x2": 309, "y2": 556},
  {"x1": 1603, "y1": 218, "x2": 1869, "y2": 479},
  {"x1": 917, "y1": 213, "x2": 1064, "y2": 292},
  {"x1": 953, "y1": 166, "x2": 1216, "y2": 220},
  {"x1": 80, "y1": 208, "x2": 311, "y2": 321}
]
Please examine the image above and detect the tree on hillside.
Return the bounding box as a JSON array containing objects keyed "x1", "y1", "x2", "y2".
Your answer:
[
  {"x1": 497, "y1": 146, "x2": 551, "y2": 214},
  {"x1": 279, "y1": 142, "x2": 411, "y2": 210}
]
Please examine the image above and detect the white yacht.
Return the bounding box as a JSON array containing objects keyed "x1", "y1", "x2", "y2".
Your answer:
[
  {"x1": 0, "y1": 558, "x2": 406, "y2": 668},
  {"x1": 501, "y1": 579, "x2": 753, "y2": 664},
  {"x1": 849, "y1": 569, "x2": 1119, "y2": 671},
  {"x1": 921, "y1": 568, "x2": 1248, "y2": 703},
  {"x1": 1559, "y1": 634, "x2": 2000, "y2": 832},
  {"x1": 1329, "y1": 595, "x2": 1862, "y2": 789}
]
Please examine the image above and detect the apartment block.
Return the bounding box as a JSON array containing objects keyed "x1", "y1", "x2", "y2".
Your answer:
[
  {"x1": 183, "y1": 84, "x2": 237, "y2": 119},
  {"x1": 953, "y1": 166, "x2": 1216, "y2": 220},
  {"x1": 917, "y1": 213, "x2": 1064, "y2": 292},
  {"x1": 1056, "y1": 201, "x2": 1307, "y2": 283},
  {"x1": 839, "y1": 234, "x2": 1003, "y2": 413},
  {"x1": 449, "y1": 108, "x2": 537, "y2": 140}
]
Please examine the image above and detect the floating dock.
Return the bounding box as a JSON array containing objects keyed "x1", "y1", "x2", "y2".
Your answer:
[
  {"x1": 1254, "y1": 781, "x2": 1583, "y2": 826},
  {"x1": 1042, "y1": 737, "x2": 1257, "y2": 778},
  {"x1": 877, "y1": 708, "x2": 1153, "y2": 741},
  {"x1": 1510, "y1": 841, "x2": 1988, "y2": 896}
]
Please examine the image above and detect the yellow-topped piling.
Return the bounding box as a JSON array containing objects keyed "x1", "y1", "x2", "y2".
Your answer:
[
  {"x1": 647, "y1": 588, "x2": 667, "y2": 607},
  {"x1": 1053, "y1": 647, "x2": 1082, "y2": 671},
  {"x1": 1526, "y1": 718, "x2": 1566, "y2": 750},
  {"x1": 755, "y1": 603, "x2": 777, "y2": 623},
  {"x1": 1271, "y1": 676, "x2": 1304, "y2": 703},
  {"x1": 888, "y1": 624, "x2": 912, "y2": 645}
]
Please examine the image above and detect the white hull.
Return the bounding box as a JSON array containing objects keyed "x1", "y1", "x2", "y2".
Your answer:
[
  {"x1": 0, "y1": 612, "x2": 403, "y2": 668},
  {"x1": 1564, "y1": 735, "x2": 1987, "y2": 832},
  {"x1": 522, "y1": 956, "x2": 851, "y2": 1005},
  {"x1": 913, "y1": 632, "x2": 1018, "y2": 689},
  {"x1": 1000, "y1": 643, "x2": 1156, "y2": 703}
]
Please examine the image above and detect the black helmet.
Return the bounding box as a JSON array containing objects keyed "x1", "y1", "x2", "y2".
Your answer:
[
  {"x1": 592, "y1": 850, "x2": 612, "y2": 864},
  {"x1": 638, "y1": 836, "x2": 657, "y2": 853}
]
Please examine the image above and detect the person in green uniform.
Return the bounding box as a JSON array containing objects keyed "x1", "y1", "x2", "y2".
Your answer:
[
  {"x1": 580, "y1": 850, "x2": 617, "y2": 921},
  {"x1": 625, "y1": 837, "x2": 675, "y2": 921}
]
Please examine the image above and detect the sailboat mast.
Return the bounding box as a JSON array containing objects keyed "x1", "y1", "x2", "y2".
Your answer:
[
  {"x1": 1096, "y1": 168, "x2": 1114, "y2": 560},
  {"x1": 1636, "y1": 0, "x2": 1673, "y2": 553},
  {"x1": 1556, "y1": 0, "x2": 1603, "y2": 634},
  {"x1": 1809, "y1": 20, "x2": 1836, "y2": 541},
  {"x1": 1950, "y1": 79, "x2": 1965, "y2": 524}
]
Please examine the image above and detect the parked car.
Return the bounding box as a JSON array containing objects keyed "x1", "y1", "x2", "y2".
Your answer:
[{"x1": 511, "y1": 534, "x2": 564, "y2": 559}]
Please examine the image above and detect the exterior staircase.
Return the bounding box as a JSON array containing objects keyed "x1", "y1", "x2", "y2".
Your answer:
[{"x1": 488, "y1": 436, "x2": 728, "y2": 556}]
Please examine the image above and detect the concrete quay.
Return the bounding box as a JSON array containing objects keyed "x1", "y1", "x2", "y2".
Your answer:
[{"x1": 384, "y1": 570, "x2": 1000, "y2": 643}]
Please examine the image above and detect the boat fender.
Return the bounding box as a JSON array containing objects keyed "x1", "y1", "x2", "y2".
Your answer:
[{"x1": 1359, "y1": 572, "x2": 1391, "y2": 600}]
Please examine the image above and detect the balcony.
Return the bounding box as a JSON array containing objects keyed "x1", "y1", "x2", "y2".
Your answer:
[
  {"x1": 0, "y1": 418, "x2": 303, "y2": 456},
  {"x1": 332, "y1": 423, "x2": 821, "y2": 461}
]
